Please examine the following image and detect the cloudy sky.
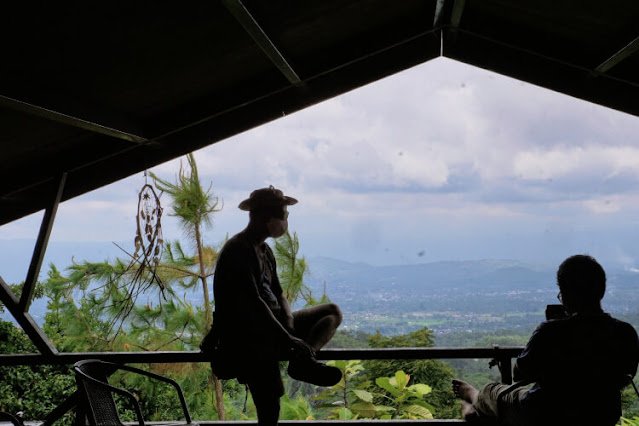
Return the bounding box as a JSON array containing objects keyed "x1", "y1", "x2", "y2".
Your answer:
[{"x1": 3, "y1": 57, "x2": 639, "y2": 278}]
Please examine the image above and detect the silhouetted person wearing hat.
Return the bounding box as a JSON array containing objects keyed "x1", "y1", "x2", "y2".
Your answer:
[
  {"x1": 203, "y1": 186, "x2": 342, "y2": 425},
  {"x1": 452, "y1": 254, "x2": 639, "y2": 426}
]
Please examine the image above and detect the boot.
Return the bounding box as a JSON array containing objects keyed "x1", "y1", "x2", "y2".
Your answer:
[{"x1": 287, "y1": 357, "x2": 342, "y2": 387}]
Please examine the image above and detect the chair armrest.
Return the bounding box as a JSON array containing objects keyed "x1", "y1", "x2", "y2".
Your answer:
[
  {"x1": 99, "y1": 361, "x2": 192, "y2": 424},
  {"x1": 0, "y1": 412, "x2": 23, "y2": 426},
  {"x1": 74, "y1": 366, "x2": 146, "y2": 426},
  {"x1": 627, "y1": 374, "x2": 639, "y2": 399}
]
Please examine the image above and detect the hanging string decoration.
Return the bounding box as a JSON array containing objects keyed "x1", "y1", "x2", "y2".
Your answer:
[
  {"x1": 107, "y1": 180, "x2": 166, "y2": 335},
  {"x1": 132, "y1": 183, "x2": 165, "y2": 290}
]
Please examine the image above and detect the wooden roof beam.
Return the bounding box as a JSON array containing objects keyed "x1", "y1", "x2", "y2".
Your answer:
[
  {"x1": 436, "y1": 0, "x2": 467, "y2": 53},
  {"x1": 434, "y1": 0, "x2": 466, "y2": 29},
  {"x1": 450, "y1": 0, "x2": 466, "y2": 29},
  {"x1": 222, "y1": 0, "x2": 302, "y2": 86},
  {"x1": 595, "y1": 34, "x2": 639, "y2": 74},
  {"x1": 0, "y1": 94, "x2": 148, "y2": 144}
]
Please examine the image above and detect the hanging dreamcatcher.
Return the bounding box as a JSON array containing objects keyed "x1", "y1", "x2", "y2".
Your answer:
[
  {"x1": 108, "y1": 174, "x2": 166, "y2": 334},
  {"x1": 131, "y1": 181, "x2": 165, "y2": 291}
]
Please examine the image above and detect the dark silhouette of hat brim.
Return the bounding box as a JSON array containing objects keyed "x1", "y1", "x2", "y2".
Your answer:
[{"x1": 238, "y1": 195, "x2": 298, "y2": 211}]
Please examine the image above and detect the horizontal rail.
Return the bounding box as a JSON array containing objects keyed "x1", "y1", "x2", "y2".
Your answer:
[
  {"x1": 193, "y1": 421, "x2": 465, "y2": 425},
  {"x1": 0, "y1": 346, "x2": 523, "y2": 366}
]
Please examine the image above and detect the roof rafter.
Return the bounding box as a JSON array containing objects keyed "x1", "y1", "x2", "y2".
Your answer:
[
  {"x1": 594, "y1": 34, "x2": 639, "y2": 74},
  {"x1": 450, "y1": 0, "x2": 466, "y2": 29},
  {"x1": 437, "y1": 0, "x2": 467, "y2": 52},
  {"x1": 0, "y1": 94, "x2": 147, "y2": 144},
  {"x1": 221, "y1": 0, "x2": 302, "y2": 85}
]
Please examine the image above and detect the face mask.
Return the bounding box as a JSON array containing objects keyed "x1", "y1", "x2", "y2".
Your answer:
[{"x1": 267, "y1": 218, "x2": 287, "y2": 238}]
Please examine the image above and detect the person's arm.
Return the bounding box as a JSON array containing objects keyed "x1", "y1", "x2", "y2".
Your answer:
[
  {"x1": 228, "y1": 245, "x2": 312, "y2": 357},
  {"x1": 279, "y1": 294, "x2": 295, "y2": 332},
  {"x1": 513, "y1": 324, "x2": 546, "y2": 383},
  {"x1": 247, "y1": 272, "x2": 313, "y2": 358},
  {"x1": 264, "y1": 244, "x2": 295, "y2": 331},
  {"x1": 623, "y1": 324, "x2": 639, "y2": 380}
]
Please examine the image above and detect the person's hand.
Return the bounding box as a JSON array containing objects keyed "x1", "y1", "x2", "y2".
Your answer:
[{"x1": 289, "y1": 336, "x2": 315, "y2": 360}]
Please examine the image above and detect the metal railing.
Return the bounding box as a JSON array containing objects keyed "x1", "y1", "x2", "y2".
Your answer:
[
  {"x1": 0, "y1": 346, "x2": 523, "y2": 381},
  {"x1": 0, "y1": 346, "x2": 524, "y2": 425}
]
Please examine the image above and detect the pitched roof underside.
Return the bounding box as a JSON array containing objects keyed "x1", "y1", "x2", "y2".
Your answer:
[{"x1": 1, "y1": 0, "x2": 638, "y2": 225}]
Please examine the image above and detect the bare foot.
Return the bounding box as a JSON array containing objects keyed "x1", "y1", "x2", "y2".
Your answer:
[{"x1": 452, "y1": 379, "x2": 479, "y2": 405}]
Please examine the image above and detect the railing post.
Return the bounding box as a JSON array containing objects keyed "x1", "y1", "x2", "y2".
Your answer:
[
  {"x1": 499, "y1": 356, "x2": 513, "y2": 384},
  {"x1": 490, "y1": 345, "x2": 513, "y2": 384}
]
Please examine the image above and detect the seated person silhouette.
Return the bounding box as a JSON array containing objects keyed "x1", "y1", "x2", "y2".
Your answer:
[
  {"x1": 452, "y1": 254, "x2": 639, "y2": 426},
  {"x1": 203, "y1": 186, "x2": 342, "y2": 425}
]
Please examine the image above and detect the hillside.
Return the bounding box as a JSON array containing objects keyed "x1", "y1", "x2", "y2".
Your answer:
[
  {"x1": 3, "y1": 244, "x2": 639, "y2": 338},
  {"x1": 304, "y1": 257, "x2": 639, "y2": 336}
]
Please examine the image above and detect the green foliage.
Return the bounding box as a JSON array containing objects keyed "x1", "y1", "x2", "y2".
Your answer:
[
  {"x1": 369, "y1": 328, "x2": 435, "y2": 348},
  {"x1": 315, "y1": 360, "x2": 366, "y2": 418},
  {"x1": 274, "y1": 231, "x2": 328, "y2": 306},
  {"x1": 365, "y1": 328, "x2": 457, "y2": 418},
  {"x1": 0, "y1": 281, "x2": 45, "y2": 313},
  {"x1": 315, "y1": 363, "x2": 434, "y2": 420},
  {"x1": 372, "y1": 370, "x2": 434, "y2": 419},
  {"x1": 315, "y1": 361, "x2": 435, "y2": 420},
  {"x1": 280, "y1": 395, "x2": 315, "y2": 420},
  {"x1": 0, "y1": 320, "x2": 76, "y2": 423},
  {"x1": 621, "y1": 417, "x2": 639, "y2": 426},
  {"x1": 35, "y1": 154, "x2": 226, "y2": 420},
  {"x1": 149, "y1": 153, "x2": 221, "y2": 237},
  {"x1": 325, "y1": 329, "x2": 371, "y2": 348},
  {"x1": 623, "y1": 383, "x2": 639, "y2": 420}
]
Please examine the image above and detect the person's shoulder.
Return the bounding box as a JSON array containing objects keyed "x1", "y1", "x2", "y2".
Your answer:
[
  {"x1": 607, "y1": 315, "x2": 639, "y2": 338},
  {"x1": 530, "y1": 318, "x2": 573, "y2": 340},
  {"x1": 535, "y1": 318, "x2": 565, "y2": 331},
  {"x1": 219, "y1": 233, "x2": 253, "y2": 258},
  {"x1": 261, "y1": 241, "x2": 275, "y2": 258}
]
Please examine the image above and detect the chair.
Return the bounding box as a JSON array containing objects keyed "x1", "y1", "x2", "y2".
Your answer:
[
  {"x1": 74, "y1": 359, "x2": 197, "y2": 426},
  {"x1": 0, "y1": 412, "x2": 23, "y2": 426}
]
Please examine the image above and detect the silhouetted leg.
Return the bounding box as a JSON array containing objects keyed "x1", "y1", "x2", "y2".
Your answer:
[
  {"x1": 452, "y1": 379, "x2": 481, "y2": 421},
  {"x1": 292, "y1": 303, "x2": 342, "y2": 351},
  {"x1": 243, "y1": 361, "x2": 283, "y2": 426},
  {"x1": 453, "y1": 380, "x2": 532, "y2": 426},
  {"x1": 248, "y1": 381, "x2": 280, "y2": 426},
  {"x1": 287, "y1": 303, "x2": 343, "y2": 387}
]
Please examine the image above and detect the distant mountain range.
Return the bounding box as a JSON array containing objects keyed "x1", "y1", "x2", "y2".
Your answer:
[
  {"x1": 306, "y1": 256, "x2": 552, "y2": 292},
  {"x1": 2, "y1": 239, "x2": 638, "y2": 335},
  {"x1": 302, "y1": 257, "x2": 639, "y2": 334}
]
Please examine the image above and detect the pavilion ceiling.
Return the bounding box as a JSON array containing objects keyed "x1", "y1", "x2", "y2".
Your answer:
[{"x1": 1, "y1": 0, "x2": 638, "y2": 225}]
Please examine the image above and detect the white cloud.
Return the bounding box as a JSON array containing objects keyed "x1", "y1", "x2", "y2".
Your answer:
[
  {"x1": 513, "y1": 145, "x2": 639, "y2": 181},
  {"x1": 7, "y1": 58, "x2": 639, "y2": 265},
  {"x1": 583, "y1": 198, "x2": 622, "y2": 214}
]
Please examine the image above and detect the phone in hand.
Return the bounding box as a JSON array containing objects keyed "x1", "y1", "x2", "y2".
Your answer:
[{"x1": 545, "y1": 304, "x2": 567, "y2": 320}]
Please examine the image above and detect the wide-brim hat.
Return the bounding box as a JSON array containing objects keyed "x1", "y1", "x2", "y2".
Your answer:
[{"x1": 238, "y1": 185, "x2": 298, "y2": 211}]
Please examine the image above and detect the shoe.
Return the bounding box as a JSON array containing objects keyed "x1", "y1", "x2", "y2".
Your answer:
[{"x1": 288, "y1": 358, "x2": 342, "y2": 387}]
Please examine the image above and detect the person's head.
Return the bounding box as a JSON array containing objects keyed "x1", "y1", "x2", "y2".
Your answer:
[
  {"x1": 556, "y1": 254, "x2": 606, "y2": 314},
  {"x1": 239, "y1": 185, "x2": 297, "y2": 238}
]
